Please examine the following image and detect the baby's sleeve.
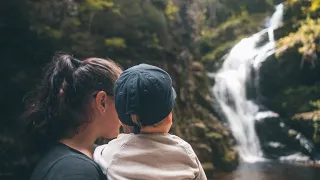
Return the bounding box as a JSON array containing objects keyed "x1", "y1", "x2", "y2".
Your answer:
[
  {"x1": 173, "y1": 135, "x2": 208, "y2": 180},
  {"x1": 93, "y1": 134, "x2": 132, "y2": 176},
  {"x1": 93, "y1": 144, "x2": 109, "y2": 174},
  {"x1": 194, "y1": 155, "x2": 207, "y2": 180}
]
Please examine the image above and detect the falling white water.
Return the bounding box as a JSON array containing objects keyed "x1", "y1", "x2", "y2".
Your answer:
[{"x1": 213, "y1": 4, "x2": 284, "y2": 163}]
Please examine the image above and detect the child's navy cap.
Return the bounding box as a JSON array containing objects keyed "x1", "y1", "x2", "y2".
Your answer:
[{"x1": 114, "y1": 63, "x2": 176, "y2": 126}]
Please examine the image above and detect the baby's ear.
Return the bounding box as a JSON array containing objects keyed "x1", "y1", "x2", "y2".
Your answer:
[
  {"x1": 165, "y1": 112, "x2": 173, "y2": 123},
  {"x1": 156, "y1": 114, "x2": 172, "y2": 127}
]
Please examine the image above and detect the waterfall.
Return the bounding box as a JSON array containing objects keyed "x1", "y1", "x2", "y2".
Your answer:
[{"x1": 212, "y1": 4, "x2": 284, "y2": 163}]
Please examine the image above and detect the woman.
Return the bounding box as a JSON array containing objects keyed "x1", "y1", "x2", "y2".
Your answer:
[{"x1": 23, "y1": 52, "x2": 122, "y2": 180}]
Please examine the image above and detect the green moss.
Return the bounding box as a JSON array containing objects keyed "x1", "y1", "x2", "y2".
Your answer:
[
  {"x1": 206, "y1": 132, "x2": 223, "y2": 140},
  {"x1": 201, "y1": 36, "x2": 245, "y2": 62},
  {"x1": 199, "y1": 12, "x2": 268, "y2": 62},
  {"x1": 104, "y1": 37, "x2": 127, "y2": 48},
  {"x1": 86, "y1": 0, "x2": 114, "y2": 10}
]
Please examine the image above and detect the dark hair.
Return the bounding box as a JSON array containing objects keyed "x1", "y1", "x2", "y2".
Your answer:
[{"x1": 22, "y1": 52, "x2": 122, "y2": 145}]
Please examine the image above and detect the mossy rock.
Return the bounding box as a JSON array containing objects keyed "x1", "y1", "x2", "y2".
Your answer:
[
  {"x1": 206, "y1": 132, "x2": 223, "y2": 140},
  {"x1": 292, "y1": 110, "x2": 320, "y2": 143},
  {"x1": 210, "y1": 140, "x2": 239, "y2": 172},
  {"x1": 202, "y1": 162, "x2": 214, "y2": 179},
  {"x1": 179, "y1": 116, "x2": 239, "y2": 171}
]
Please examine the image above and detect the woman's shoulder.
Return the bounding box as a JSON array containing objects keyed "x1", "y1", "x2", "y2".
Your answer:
[
  {"x1": 45, "y1": 154, "x2": 105, "y2": 180},
  {"x1": 31, "y1": 143, "x2": 105, "y2": 180},
  {"x1": 48, "y1": 143, "x2": 99, "y2": 168},
  {"x1": 54, "y1": 154, "x2": 100, "y2": 170}
]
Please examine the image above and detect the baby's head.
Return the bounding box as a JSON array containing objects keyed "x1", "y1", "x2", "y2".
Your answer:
[{"x1": 114, "y1": 64, "x2": 176, "y2": 134}]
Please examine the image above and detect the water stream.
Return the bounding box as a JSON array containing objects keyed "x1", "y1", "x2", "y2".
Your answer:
[
  {"x1": 212, "y1": 4, "x2": 284, "y2": 162},
  {"x1": 214, "y1": 162, "x2": 320, "y2": 180}
]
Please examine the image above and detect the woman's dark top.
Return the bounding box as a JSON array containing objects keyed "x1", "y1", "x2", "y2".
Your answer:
[{"x1": 30, "y1": 142, "x2": 106, "y2": 180}]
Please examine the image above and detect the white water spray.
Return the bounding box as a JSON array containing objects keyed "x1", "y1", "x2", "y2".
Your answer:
[{"x1": 213, "y1": 4, "x2": 284, "y2": 162}]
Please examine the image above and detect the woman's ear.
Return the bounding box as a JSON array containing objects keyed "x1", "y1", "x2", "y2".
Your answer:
[{"x1": 95, "y1": 91, "x2": 108, "y2": 113}]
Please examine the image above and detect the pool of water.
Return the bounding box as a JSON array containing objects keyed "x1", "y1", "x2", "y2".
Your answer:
[{"x1": 213, "y1": 162, "x2": 320, "y2": 180}]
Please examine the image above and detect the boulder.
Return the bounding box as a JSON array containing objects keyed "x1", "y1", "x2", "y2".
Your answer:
[{"x1": 255, "y1": 116, "x2": 316, "y2": 160}]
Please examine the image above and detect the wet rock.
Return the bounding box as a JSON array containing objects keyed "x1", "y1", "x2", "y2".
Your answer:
[
  {"x1": 290, "y1": 111, "x2": 320, "y2": 152},
  {"x1": 255, "y1": 116, "x2": 317, "y2": 160},
  {"x1": 210, "y1": 140, "x2": 239, "y2": 172}
]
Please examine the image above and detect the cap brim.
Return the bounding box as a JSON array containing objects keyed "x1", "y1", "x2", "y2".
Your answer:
[{"x1": 172, "y1": 87, "x2": 177, "y2": 99}]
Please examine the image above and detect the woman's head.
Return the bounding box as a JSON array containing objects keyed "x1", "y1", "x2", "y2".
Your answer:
[{"x1": 23, "y1": 52, "x2": 122, "y2": 143}]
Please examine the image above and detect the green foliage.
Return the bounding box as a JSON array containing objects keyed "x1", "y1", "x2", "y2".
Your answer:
[
  {"x1": 277, "y1": 18, "x2": 320, "y2": 58},
  {"x1": 199, "y1": 11, "x2": 268, "y2": 62},
  {"x1": 268, "y1": 0, "x2": 320, "y2": 118},
  {"x1": 277, "y1": 0, "x2": 320, "y2": 65},
  {"x1": 311, "y1": 0, "x2": 320, "y2": 11},
  {"x1": 104, "y1": 38, "x2": 126, "y2": 48},
  {"x1": 310, "y1": 99, "x2": 320, "y2": 108},
  {"x1": 279, "y1": 85, "x2": 320, "y2": 114},
  {"x1": 165, "y1": 0, "x2": 179, "y2": 21},
  {"x1": 83, "y1": 0, "x2": 114, "y2": 10}
]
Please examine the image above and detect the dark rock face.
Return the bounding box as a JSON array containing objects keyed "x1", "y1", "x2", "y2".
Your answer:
[
  {"x1": 255, "y1": 116, "x2": 316, "y2": 160},
  {"x1": 256, "y1": 41, "x2": 320, "y2": 161},
  {"x1": 258, "y1": 44, "x2": 320, "y2": 117},
  {"x1": 255, "y1": 25, "x2": 320, "y2": 159},
  {"x1": 290, "y1": 111, "x2": 320, "y2": 155}
]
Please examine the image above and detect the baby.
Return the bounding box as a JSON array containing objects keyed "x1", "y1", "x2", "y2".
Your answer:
[{"x1": 94, "y1": 64, "x2": 207, "y2": 180}]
